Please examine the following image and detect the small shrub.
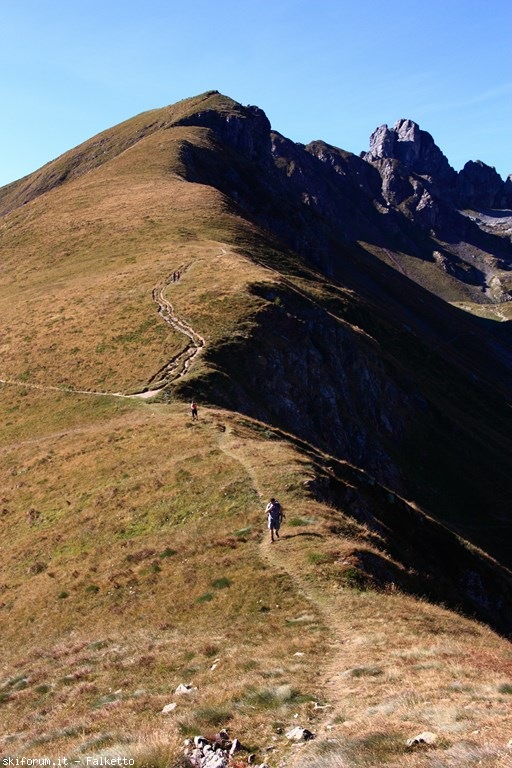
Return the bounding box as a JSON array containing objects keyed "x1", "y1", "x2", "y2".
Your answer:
[
  {"x1": 58, "y1": 590, "x2": 69, "y2": 599},
  {"x1": 160, "y1": 547, "x2": 177, "y2": 558},
  {"x1": 498, "y1": 682, "x2": 512, "y2": 694},
  {"x1": 342, "y1": 566, "x2": 369, "y2": 590},
  {"x1": 85, "y1": 584, "x2": 100, "y2": 593},
  {"x1": 196, "y1": 592, "x2": 214, "y2": 603},
  {"x1": 211, "y1": 577, "x2": 231, "y2": 589}
]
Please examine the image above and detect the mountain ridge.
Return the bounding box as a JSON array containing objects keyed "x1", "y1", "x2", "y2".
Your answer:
[{"x1": 1, "y1": 91, "x2": 512, "y2": 765}]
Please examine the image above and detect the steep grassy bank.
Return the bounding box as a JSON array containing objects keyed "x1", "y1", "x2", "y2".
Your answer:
[{"x1": 1, "y1": 391, "x2": 511, "y2": 766}]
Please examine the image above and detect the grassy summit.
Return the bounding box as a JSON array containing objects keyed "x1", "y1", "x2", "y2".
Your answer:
[{"x1": 0, "y1": 92, "x2": 511, "y2": 766}]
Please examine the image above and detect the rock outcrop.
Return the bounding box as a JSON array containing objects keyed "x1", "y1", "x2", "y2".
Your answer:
[
  {"x1": 364, "y1": 118, "x2": 512, "y2": 210},
  {"x1": 365, "y1": 119, "x2": 457, "y2": 195},
  {"x1": 457, "y1": 159, "x2": 512, "y2": 208}
]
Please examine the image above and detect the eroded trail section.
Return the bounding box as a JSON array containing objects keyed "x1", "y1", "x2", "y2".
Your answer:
[{"x1": 144, "y1": 269, "x2": 205, "y2": 392}]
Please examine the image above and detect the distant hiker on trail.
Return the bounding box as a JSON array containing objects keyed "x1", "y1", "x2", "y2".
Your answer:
[
  {"x1": 191, "y1": 401, "x2": 198, "y2": 420},
  {"x1": 266, "y1": 497, "x2": 284, "y2": 543}
]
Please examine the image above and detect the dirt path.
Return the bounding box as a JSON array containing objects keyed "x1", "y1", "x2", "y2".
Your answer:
[
  {"x1": 214, "y1": 419, "x2": 348, "y2": 744},
  {"x1": 0, "y1": 377, "x2": 131, "y2": 399},
  {"x1": 145, "y1": 268, "x2": 205, "y2": 391}
]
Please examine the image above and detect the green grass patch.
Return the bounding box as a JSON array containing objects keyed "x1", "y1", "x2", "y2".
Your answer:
[
  {"x1": 160, "y1": 547, "x2": 178, "y2": 558},
  {"x1": 192, "y1": 705, "x2": 233, "y2": 728},
  {"x1": 288, "y1": 517, "x2": 316, "y2": 527},
  {"x1": 240, "y1": 684, "x2": 308, "y2": 710},
  {"x1": 211, "y1": 577, "x2": 231, "y2": 589},
  {"x1": 307, "y1": 551, "x2": 330, "y2": 565},
  {"x1": 196, "y1": 592, "x2": 214, "y2": 603}
]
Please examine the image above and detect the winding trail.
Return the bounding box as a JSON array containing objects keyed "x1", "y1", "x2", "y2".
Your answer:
[
  {"x1": 0, "y1": 265, "x2": 205, "y2": 401},
  {"x1": 145, "y1": 268, "x2": 205, "y2": 391}
]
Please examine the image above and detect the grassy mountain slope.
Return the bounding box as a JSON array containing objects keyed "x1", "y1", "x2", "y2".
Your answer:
[
  {"x1": 1, "y1": 390, "x2": 511, "y2": 766},
  {"x1": 1, "y1": 92, "x2": 512, "y2": 766}
]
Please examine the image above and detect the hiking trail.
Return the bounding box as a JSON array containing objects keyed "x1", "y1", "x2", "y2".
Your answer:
[{"x1": 214, "y1": 417, "x2": 349, "y2": 752}]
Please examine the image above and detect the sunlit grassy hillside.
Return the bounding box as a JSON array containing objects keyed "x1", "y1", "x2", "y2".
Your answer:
[
  {"x1": 0, "y1": 94, "x2": 272, "y2": 394},
  {"x1": 1, "y1": 92, "x2": 511, "y2": 767},
  {"x1": 1, "y1": 388, "x2": 511, "y2": 766}
]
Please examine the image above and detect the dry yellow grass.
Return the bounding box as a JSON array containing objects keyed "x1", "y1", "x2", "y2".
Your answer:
[
  {"x1": 0, "y1": 118, "x2": 270, "y2": 395},
  {"x1": 1, "y1": 92, "x2": 511, "y2": 767},
  {"x1": 1, "y1": 388, "x2": 511, "y2": 766}
]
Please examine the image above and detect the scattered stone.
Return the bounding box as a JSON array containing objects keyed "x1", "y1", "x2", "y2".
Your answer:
[
  {"x1": 161, "y1": 702, "x2": 177, "y2": 714},
  {"x1": 175, "y1": 682, "x2": 196, "y2": 695},
  {"x1": 186, "y1": 731, "x2": 248, "y2": 767},
  {"x1": 285, "y1": 726, "x2": 315, "y2": 741},
  {"x1": 293, "y1": 652, "x2": 305, "y2": 657},
  {"x1": 405, "y1": 731, "x2": 438, "y2": 748}
]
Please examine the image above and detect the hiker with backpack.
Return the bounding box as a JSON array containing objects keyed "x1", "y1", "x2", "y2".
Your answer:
[{"x1": 266, "y1": 497, "x2": 284, "y2": 543}]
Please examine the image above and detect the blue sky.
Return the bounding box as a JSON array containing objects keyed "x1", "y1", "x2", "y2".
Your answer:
[{"x1": 1, "y1": 0, "x2": 510, "y2": 187}]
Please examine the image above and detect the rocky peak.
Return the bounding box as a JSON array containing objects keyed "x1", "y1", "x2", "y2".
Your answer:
[
  {"x1": 364, "y1": 118, "x2": 511, "y2": 210},
  {"x1": 365, "y1": 119, "x2": 456, "y2": 189},
  {"x1": 457, "y1": 160, "x2": 512, "y2": 209},
  {"x1": 175, "y1": 100, "x2": 272, "y2": 162}
]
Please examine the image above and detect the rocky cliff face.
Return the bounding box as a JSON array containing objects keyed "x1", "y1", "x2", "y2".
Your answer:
[
  {"x1": 364, "y1": 118, "x2": 512, "y2": 210},
  {"x1": 457, "y1": 160, "x2": 511, "y2": 208},
  {"x1": 365, "y1": 119, "x2": 457, "y2": 195},
  {"x1": 179, "y1": 101, "x2": 511, "y2": 306},
  {"x1": 172, "y1": 96, "x2": 512, "y2": 574}
]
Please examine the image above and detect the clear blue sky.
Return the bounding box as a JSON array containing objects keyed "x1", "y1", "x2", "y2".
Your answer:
[{"x1": 1, "y1": 0, "x2": 510, "y2": 187}]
